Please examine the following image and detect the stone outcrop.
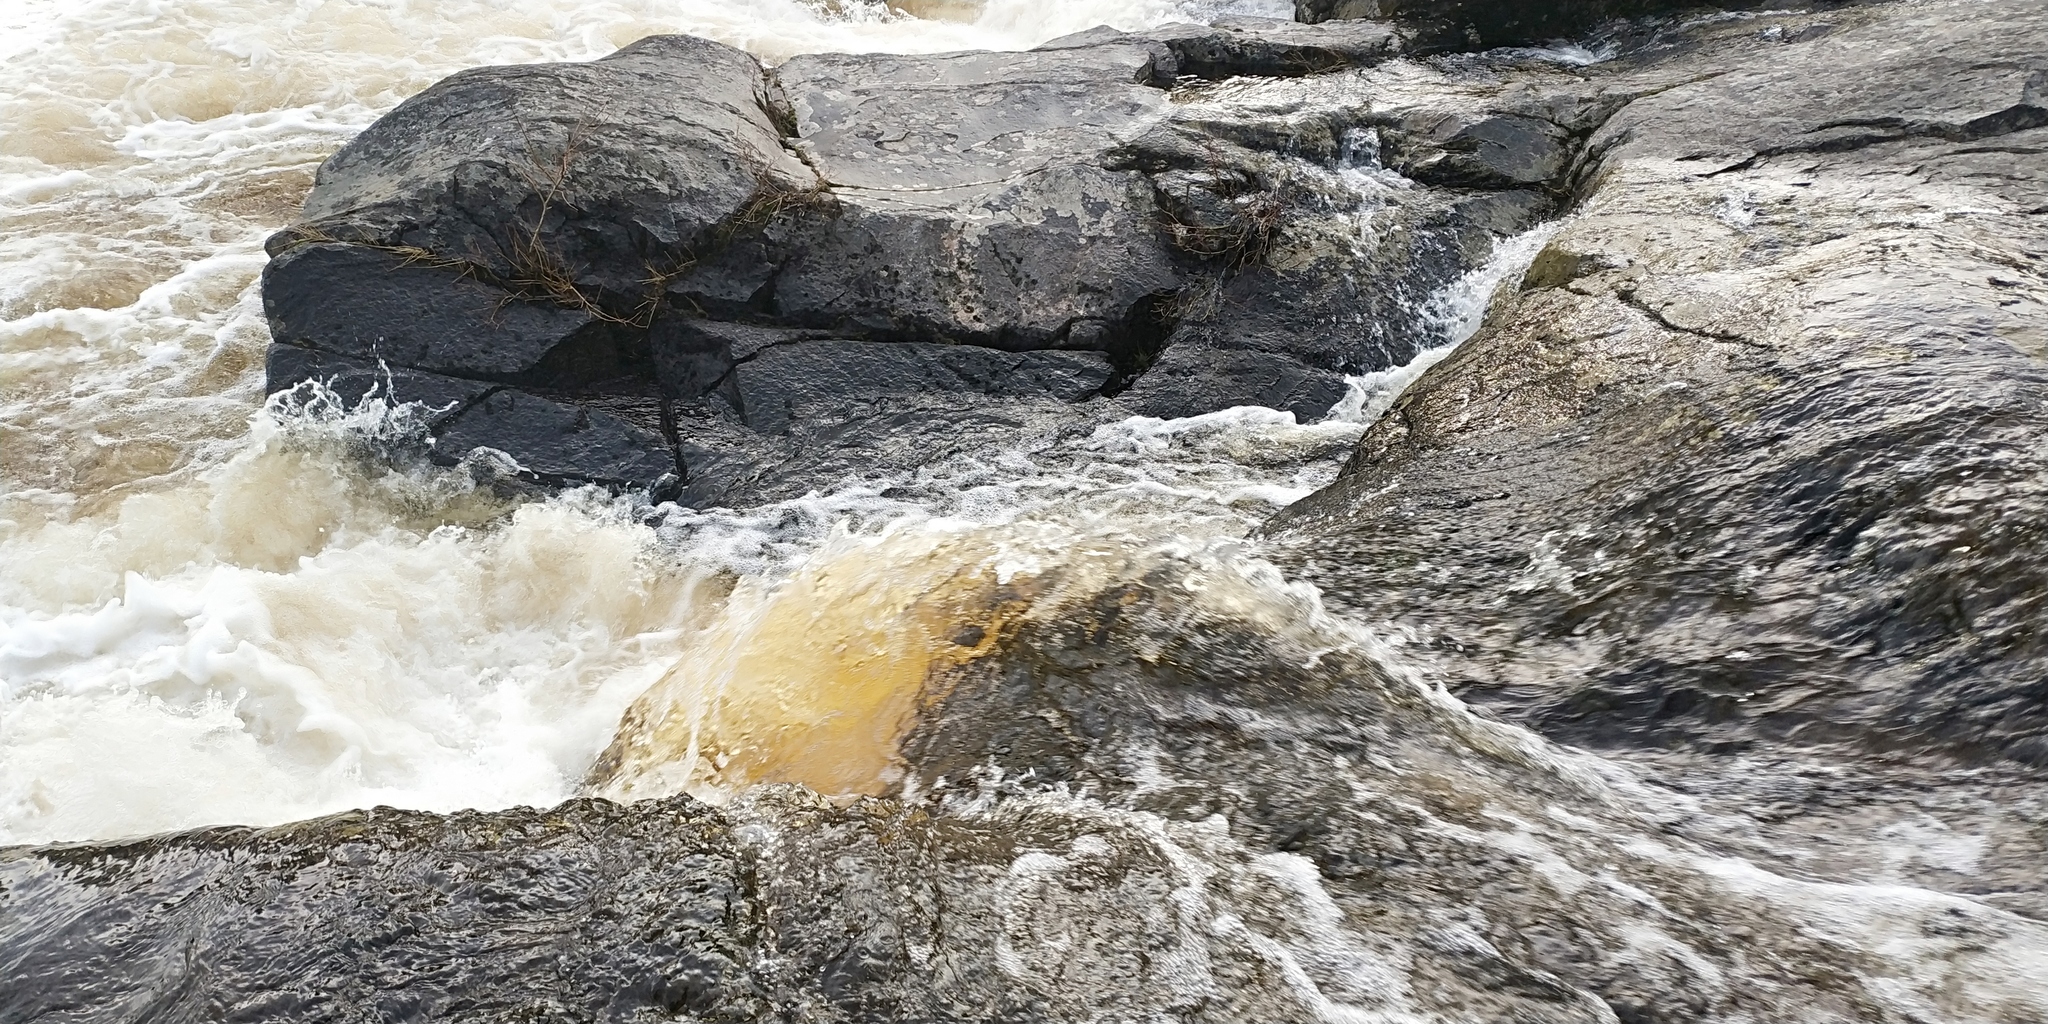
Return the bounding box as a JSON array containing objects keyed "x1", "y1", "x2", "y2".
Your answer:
[
  {"x1": 1294, "y1": 0, "x2": 1757, "y2": 49},
  {"x1": 1269, "y1": 1, "x2": 2048, "y2": 767},
  {"x1": 263, "y1": 17, "x2": 1590, "y2": 505}
]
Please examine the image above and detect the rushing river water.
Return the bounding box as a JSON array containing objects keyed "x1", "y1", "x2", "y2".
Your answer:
[
  {"x1": 0, "y1": 0, "x2": 1458, "y2": 846},
  {"x1": 5, "y1": 2, "x2": 2048, "y2": 1020}
]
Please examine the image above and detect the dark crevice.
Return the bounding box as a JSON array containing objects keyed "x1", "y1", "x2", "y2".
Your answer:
[
  {"x1": 1702, "y1": 102, "x2": 2048, "y2": 177},
  {"x1": 760, "y1": 68, "x2": 802, "y2": 140},
  {"x1": 1615, "y1": 289, "x2": 1770, "y2": 349},
  {"x1": 1100, "y1": 290, "x2": 1184, "y2": 396},
  {"x1": 428, "y1": 384, "x2": 509, "y2": 433},
  {"x1": 656, "y1": 397, "x2": 688, "y2": 485}
]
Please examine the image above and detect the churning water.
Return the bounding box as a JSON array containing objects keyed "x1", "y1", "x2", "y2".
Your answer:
[
  {"x1": 4, "y1": 3, "x2": 2047, "y2": 1019},
  {"x1": 0, "y1": 0, "x2": 1430, "y2": 847}
]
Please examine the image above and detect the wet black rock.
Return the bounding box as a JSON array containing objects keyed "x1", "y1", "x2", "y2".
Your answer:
[
  {"x1": 725, "y1": 341, "x2": 1116, "y2": 437},
  {"x1": 1382, "y1": 110, "x2": 1577, "y2": 188},
  {"x1": 262, "y1": 243, "x2": 614, "y2": 382},
  {"x1": 1293, "y1": 0, "x2": 1754, "y2": 49},
  {"x1": 431, "y1": 388, "x2": 677, "y2": 491},
  {"x1": 267, "y1": 345, "x2": 676, "y2": 493},
  {"x1": 1054, "y1": 17, "x2": 1407, "y2": 79}
]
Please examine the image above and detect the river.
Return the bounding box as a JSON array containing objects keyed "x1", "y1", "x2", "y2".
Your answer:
[{"x1": 3, "y1": 2, "x2": 2045, "y2": 1020}]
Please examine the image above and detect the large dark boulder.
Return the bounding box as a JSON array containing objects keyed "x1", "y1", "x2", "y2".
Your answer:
[
  {"x1": 283, "y1": 33, "x2": 811, "y2": 312},
  {"x1": 263, "y1": 17, "x2": 1604, "y2": 504},
  {"x1": 262, "y1": 32, "x2": 807, "y2": 494}
]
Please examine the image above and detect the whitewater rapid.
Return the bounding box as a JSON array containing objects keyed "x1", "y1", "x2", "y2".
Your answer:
[{"x1": 0, "y1": 0, "x2": 1537, "y2": 846}]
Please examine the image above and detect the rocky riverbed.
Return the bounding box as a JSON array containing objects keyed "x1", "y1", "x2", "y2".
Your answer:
[{"x1": 4, "y1": 0, "x2": 2045, "y2": 1020}]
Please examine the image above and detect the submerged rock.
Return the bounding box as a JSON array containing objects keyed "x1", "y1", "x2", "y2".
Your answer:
[{"x1": 10, "y1": 535, "x2": 2046, "y2": 1024}]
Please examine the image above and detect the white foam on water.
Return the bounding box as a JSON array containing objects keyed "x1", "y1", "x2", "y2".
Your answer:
[
  {"x1": 1327, "y1": 221, "x2": 1560, "y2": 426},
  {"x1": 0, "y1": 0, "x2": 1313, "y2": 846},
  {"x1": 6, "y1": 4, "x2": 2044, "y2": 1014}
]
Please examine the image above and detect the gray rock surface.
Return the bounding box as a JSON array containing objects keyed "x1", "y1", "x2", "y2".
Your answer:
[
  {"x1": 1270, "y1": 1, "x2": 2048, "y2": 766},
  {"x1": 0, "y1": 799, "x2": 759, "y2": 1023}
]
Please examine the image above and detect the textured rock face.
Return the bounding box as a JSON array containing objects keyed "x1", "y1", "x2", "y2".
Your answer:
[
  {"x1": 1293, "y1": 0, "x2": 1756, "y2": 48},
  {"x1": 1270, "y1": 1, "x2": 2048, "y2": 766},
  {"x1": 262, "y1": 18, "x2": 1587, "y2": 505},
  {"x1": 1, "y1": 800, "x2": 759, "y2": 1022},
  {"x1": 737, "y1": 42, "x2": 1182, "y2": 351}
]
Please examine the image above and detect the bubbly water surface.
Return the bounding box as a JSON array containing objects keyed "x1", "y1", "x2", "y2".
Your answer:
[
  {"x1": 7, "y1": 5, "x2": 2048, "y2": 1019},
  {"x1": 0, "y1": 0, "x2": 1432, "y2": 846}
]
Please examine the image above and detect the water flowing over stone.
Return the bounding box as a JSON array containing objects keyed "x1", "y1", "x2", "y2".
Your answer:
[{"x1": 2, "y1": 0, "x2": 2046, "y2": 1022}]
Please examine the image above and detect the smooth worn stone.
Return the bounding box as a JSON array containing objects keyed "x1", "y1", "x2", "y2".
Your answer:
[
  {"x1": 727, "y1": 340, "x2": 1116, "y2": 436},
  {"x1": 432, "y1": 387, "x2": 677, "y2": 490},
  {"x1": 261, "y1": 241, "x2": 616, "y2": 383}
]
